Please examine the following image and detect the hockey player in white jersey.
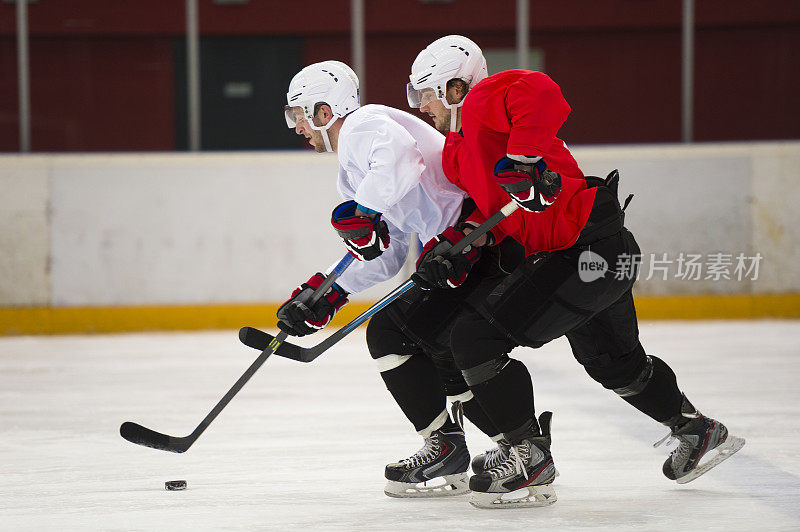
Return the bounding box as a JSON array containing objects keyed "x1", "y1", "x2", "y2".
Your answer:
[
  {"x1": 277, "y1": 61, "x2": 521, "y2": 497},
  {"x1": 279, "y1": 61, "x2": 466, "y2": 297}
]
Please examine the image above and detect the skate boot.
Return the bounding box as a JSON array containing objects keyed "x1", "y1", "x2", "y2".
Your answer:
[
  {"x1": 472, "y1": 439, "x2": 560, "y2": 478},
  {"x1": 655, "y1": 395, "x2": 745, "y2": 484},
  {"x1": 469, "y1": 412, "x2": 557, "y2": 509},
  {"x1": 471, "y1": 438, "x2": 511, "y2": 474},
  {"x1": 384, "y1": 425, "x2": 470, "y2": 498}
]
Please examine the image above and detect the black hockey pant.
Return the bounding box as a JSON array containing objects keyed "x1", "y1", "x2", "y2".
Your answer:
[
  {"x1": 365, "y1": 239, "x2": 523, "y2": 437},
  {"x1": 450, "y1": 227, "x2": 684, "y2": 443}
]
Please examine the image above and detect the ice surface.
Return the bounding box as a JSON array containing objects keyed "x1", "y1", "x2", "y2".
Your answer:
[{"x1": 1, "y1": 321, "x2": 799, "y2": 530}]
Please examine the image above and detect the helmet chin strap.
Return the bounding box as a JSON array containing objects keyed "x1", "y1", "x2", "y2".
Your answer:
[
  {"x1": 308, "y1": 115, "x2": 337, "y2": 152},
  {"x1": 441, "y1": 98, "x2": 465, "y2": 133},
  {"x1": 320, "y1": 128, "x2": 333, "y2": 152}
]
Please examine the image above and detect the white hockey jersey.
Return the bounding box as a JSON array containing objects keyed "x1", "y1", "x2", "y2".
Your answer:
[{"x1": 329, "y1": 104, "x2": 467, "y2": 294}]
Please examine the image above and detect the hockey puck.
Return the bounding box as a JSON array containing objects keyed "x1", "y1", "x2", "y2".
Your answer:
[{"x1": 165, "y1": 480, "x2": 187, "y2": 491}]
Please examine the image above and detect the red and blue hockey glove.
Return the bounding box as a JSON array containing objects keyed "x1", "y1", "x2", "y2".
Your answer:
[
  {"x1": 493, "y1": 155, "x2": 562, "y2": 213},
  {"x1": 277, "y1": 273, "x2": 349, "y2": 337},
  {"x1": 331, "y1": 200, "x2": 390, "y2": 261},
  {"x1": 413, "y1": 226, "x2": 481, "y2": 289}
]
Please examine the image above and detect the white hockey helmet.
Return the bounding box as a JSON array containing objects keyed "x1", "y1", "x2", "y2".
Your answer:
[
  {"x1": 407, "y1": 35, "x2": 488, "y2": 131},
  {"x1": 284, "y1": 60, "x2": 360, "y2": 152}
]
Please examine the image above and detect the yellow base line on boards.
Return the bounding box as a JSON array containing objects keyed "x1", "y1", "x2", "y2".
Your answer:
[
  {"x1": 1, "y1": 293, "x2": 799, "y2": 335},
  {"x1": 632, "y1": 293, "x2": 800, "y2": 320}
]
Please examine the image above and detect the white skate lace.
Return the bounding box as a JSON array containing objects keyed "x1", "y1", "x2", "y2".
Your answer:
[
  {"x1": 401, "y1": 434, "x2": 440, "y2": 469},
  {"x1": 450, "y1": 401, "x2": 465, "y2": 430},
  {"x1": 483, "y1": 444, "x2": 510, "y2": 469},
  {"x1": 670, "y1": 437, "x2": 695, "y2": 466},
  {"x1": 653, "y1": 432, "x2": 674, "y2": 448},
  {"x1": 653, "y1": 430, "x2": 699, "y2": 467},
  {"x1": 488, "y1": 443, "x2": 530, "y2": 480}
]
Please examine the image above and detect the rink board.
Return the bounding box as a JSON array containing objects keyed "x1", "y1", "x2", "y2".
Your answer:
[{"x1": 2, "y1": 142, "x2": 800, "y2": 335}]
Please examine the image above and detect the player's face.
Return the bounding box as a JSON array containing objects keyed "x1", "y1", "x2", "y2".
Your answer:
[
  {"x1": 418, "y1": 90, "x2": 450, "y2": 134},
  {"x1": 289, "y1": 107, "x2": 327, "y2": 153}
]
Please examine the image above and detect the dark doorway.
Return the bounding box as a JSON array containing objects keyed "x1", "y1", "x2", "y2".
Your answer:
[{"x1": 175, "y1": 36, "x2": 305, "y2": 150}]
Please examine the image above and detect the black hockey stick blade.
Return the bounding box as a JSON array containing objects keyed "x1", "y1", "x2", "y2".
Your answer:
[
  {"x1": 120, "y1": 335, "x2": 279, "y2": 453},
  {"x1": 120, "y1": 257, "x2": 354, "y2": 453},
  {"x1": 238, "y1": 326, "x2": 308, "y2": 362},
  {"x1": 238, "y1": 325, "x2": 337, "y2": 363},
  {"x1": 119, "y1": 338, "x2": 275, "y2": 453},
  {"x1": 238, "y1": 278, "x2": 418, "y2": 362},
  {"x1": 120, "y1": 253, "x2": 355, "y2": 453},
  {"x1": 119, "y1": 421, "x2": 192, "y2": 453},
  {"x1": 120, "y1": 335, "x2": 285, "y2": 453}
]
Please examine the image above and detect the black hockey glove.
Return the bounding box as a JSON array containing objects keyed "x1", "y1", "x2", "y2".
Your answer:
[
  {"x1": 413, "y1": 226, "x2": 481, "y2": 289},
  {"x1": 493, "y1": 155, "x2": 562, "y2": 213},
  {"x1": 331, "y1": 200, "x2": 390, "y2": 261},
  {"x1": 277, "y1": 273, "x2": 349, "y2": 336}
]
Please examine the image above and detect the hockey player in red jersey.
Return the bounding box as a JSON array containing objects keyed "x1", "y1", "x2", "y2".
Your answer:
[{"x1": 406, "y1": 35, "x2": 744, "y2": 509}]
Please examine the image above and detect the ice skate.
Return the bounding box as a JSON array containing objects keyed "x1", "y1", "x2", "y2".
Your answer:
[
  {"x1": 471, "y1": 439, "x2": 510, "y2": 474},
  {"x1": 656, "y1": 396, "x2": 745, "y2": 484},
  {"x1": 468, "y1": 412, "x2": 557, "y2": 509},
  {"x1": 384, "y1": 425, "x2": 470, "y2": 498},
  {"x1": 473, "y1": 439, "x2": 560, "y2": 478}
]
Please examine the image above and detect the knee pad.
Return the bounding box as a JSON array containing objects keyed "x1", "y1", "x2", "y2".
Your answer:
[
  {"x1": 438, "y1": 366, "x2": 472, "y2": 399},
  {"x1": 366, "y1": 309, "x2": 421, "y2": 360},
  {"x1": 429, "y1": 351, "x2": 471, "y2": 398},
  {"x1": 582, "y1": 342, "x2": 649, "y2": 391},
  {"x1": 450, "y1": 314, "x2": 515, "y2": 371},
  {"x1": 613, "y1": 355, "x2": 653, "y2": 397},
  {"x1": 461, "y1": 354, "x2": 511, "y2": 387}
]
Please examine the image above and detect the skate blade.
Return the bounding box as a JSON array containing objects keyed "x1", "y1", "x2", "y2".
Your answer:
[
  {"x1": 384, "y1": 473, "x2": 470, "y2": 498},
  {"x1": 676, "y1": 435, "x2": 745, "y2": 484},
  {"x1": 469, "y1": 484, "x2": 557, "y2": 509}
]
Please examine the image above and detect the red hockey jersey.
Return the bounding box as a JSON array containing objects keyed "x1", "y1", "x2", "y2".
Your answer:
[{"x1": 442, "y1": 69, "x2": 597, "y2": 255}]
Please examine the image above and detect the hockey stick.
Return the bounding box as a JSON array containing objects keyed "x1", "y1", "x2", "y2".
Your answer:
[
  {"x1": 239, "y1": 200, "x2": 520, "y2": 363},
  {"x1": 120, "y1": 253, "x2": 355, "y2": 453}
]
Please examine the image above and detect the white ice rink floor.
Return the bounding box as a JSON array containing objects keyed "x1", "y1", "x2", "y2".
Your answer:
[{"x1": 2, "y1": 320, "x2": 800, "y2": 531}]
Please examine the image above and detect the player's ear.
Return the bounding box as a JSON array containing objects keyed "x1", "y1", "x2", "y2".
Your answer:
[
  {"x1": 446, "y1": 79, "x2": 467, "y2": 105},
  {"x1": 319, "y1": 104, "x2": 334, "y2": 123}
]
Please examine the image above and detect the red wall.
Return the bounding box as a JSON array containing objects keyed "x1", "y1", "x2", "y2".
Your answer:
[
  {"x1": 3, "y1": 0, "x2": 798, "y2": 35},
  {"x1": 694, "y1": 25, "x2": 800, "y2": 141},
  {"x1": 0, "y1": 37, "x2": 173, "y2": 151},
  {"x1": 0, "y1": 37, "x2": 19, "y2": 150},
  {"x1": 31, "y1": 37, "x2": 173, "y2": 151},
  {"x1": 545, "y1": 28, "x2": 684, "y2": 143},
  {"x1": 0, "y1": 0, "x2": 798, "y2": 151}
]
